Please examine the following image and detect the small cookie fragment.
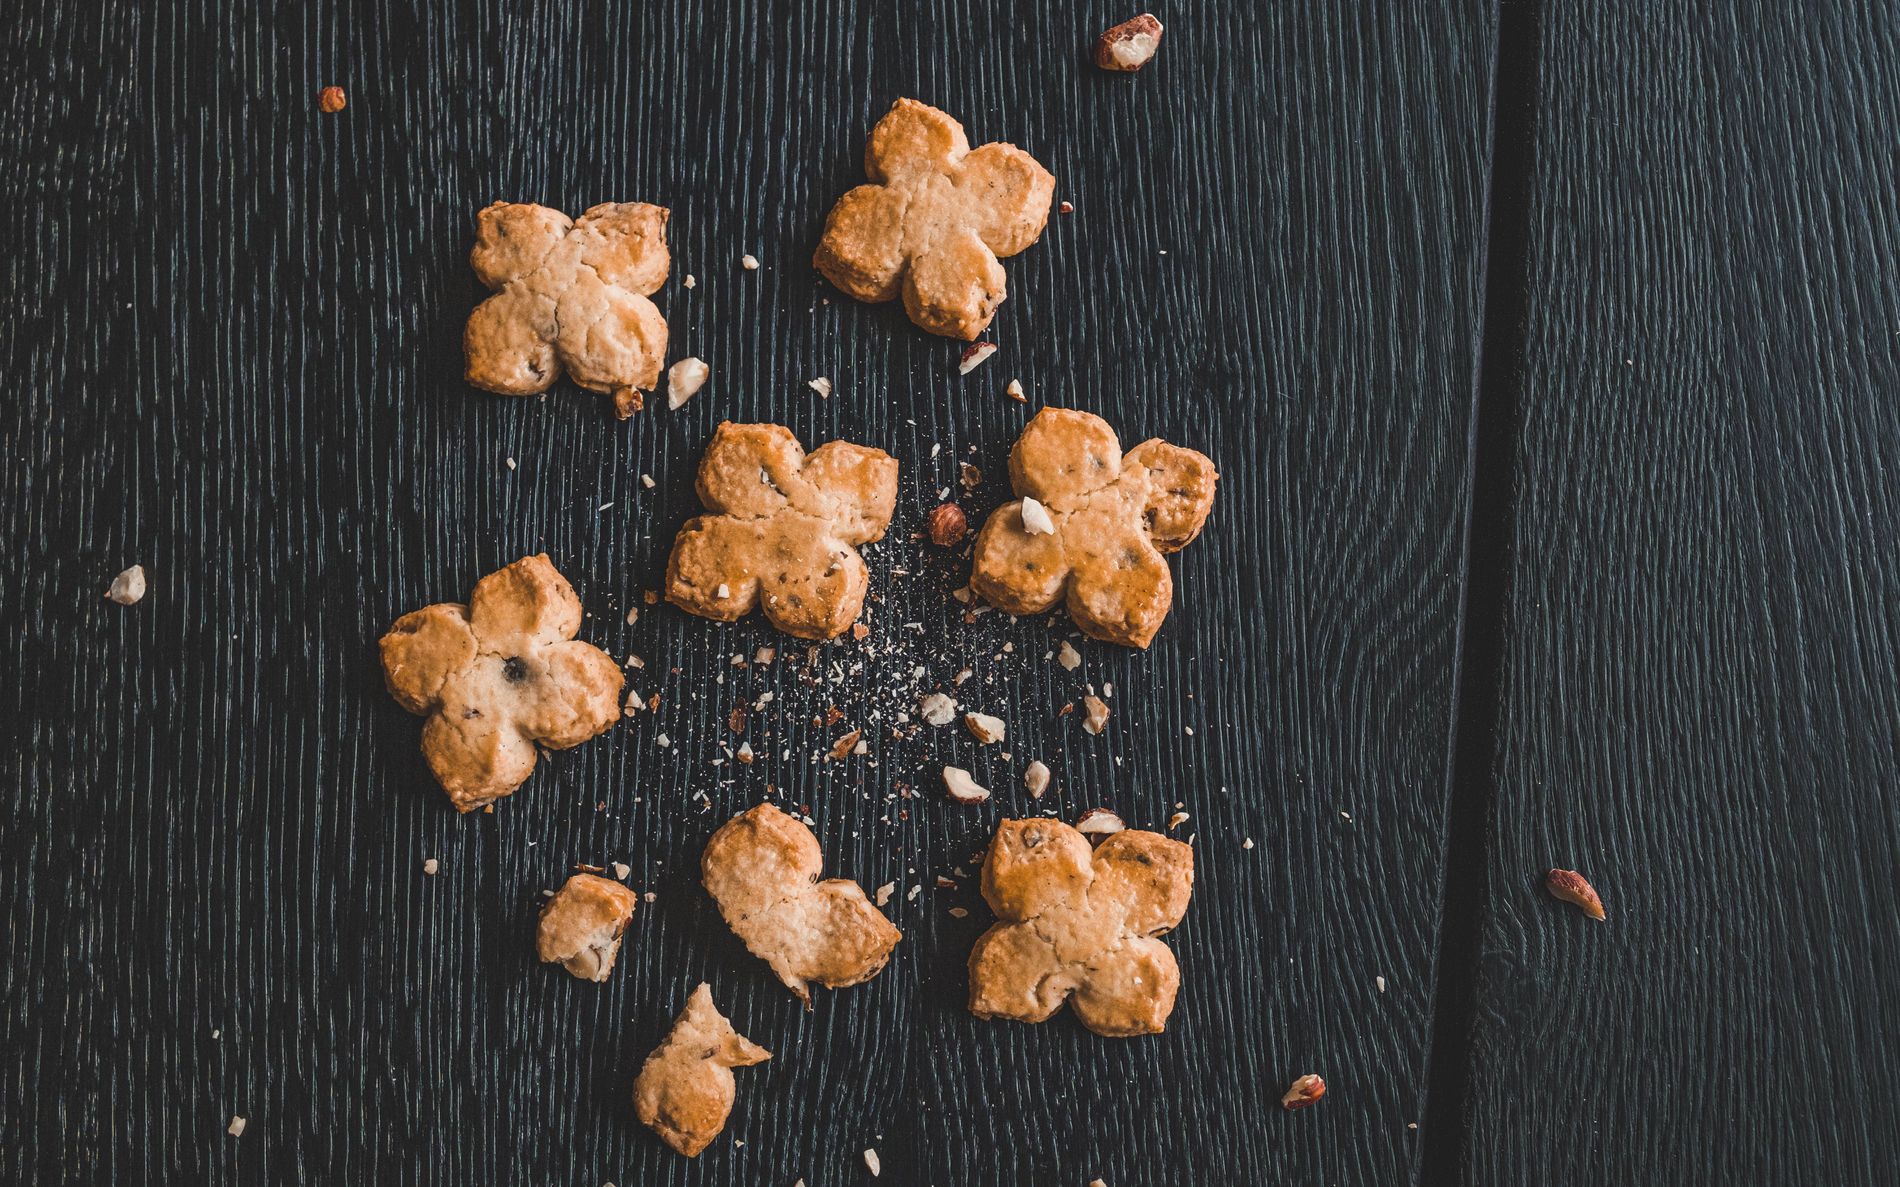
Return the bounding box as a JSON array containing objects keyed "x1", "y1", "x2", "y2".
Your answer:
[
  {"x1": 972, "y1": 407, "x2": 1219, "y2": 648},
  {"x1": 632, "y1": 983, "x2": 770, "y2": 1157},
  {"x1": 463, "y1": 200, "x2": 670, "y2": 419},
  {"x1": 968, "y1": 817, "x2": 1193, "y2": 1036},
  {"x1": 1096, "y1": 14, "x2": 1165, "y2": 71},
  {"x1": 536, "y1": 873, "x2": 639, "y2": 981},
  {"x1": 702, "y1": 803, "x2": 901, "y2": 1001},
  {"x1": 1546, "y1": 868, "x2": 1606, "y2": 919},
  {"x1": 379, "y1": 555, "x2": 623, "y2": 811},
  {"x1": 667, "y1": 356, "x2": 710, "y2": 409},
  {"x1": 665, "y1": 423, "x2": 898, "y2": 639},
  {"x1": 813, "y1": 99, "x2": 1056, "y2": 340},
  {"x1": 106, "y1": 564, "x2": 147, "y2": 605}
]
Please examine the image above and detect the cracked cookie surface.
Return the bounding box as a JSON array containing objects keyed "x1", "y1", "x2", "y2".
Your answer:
[
  {"x1": 702, "y1": 802, "x2": 901, "y2": 1001},
  {"x1": 971, "y1": 407, "x2": 1218, "y2": 647},
  {"x1": 665, "y1": 422, "x2": 898, "y2": 639},
  {"x1": 632, "y1": 983, "x2": 770, "y2": 1157},
  {"x1": 814, "y1": 98, "x2": 1055, "y2": 339},
  {"x1": 379, "y1": 554, "x2": 622, "y2": 811},
  {"x1": 463, "y1": 200, "x2": 670, "y2": 417},
  {"x1": 968, "y1": 816, "x2": 1194, "y2": 1037}
]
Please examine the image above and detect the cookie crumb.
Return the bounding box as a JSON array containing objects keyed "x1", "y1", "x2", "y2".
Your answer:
[
  {"x1": 1024, "y1": 760, "x2": 1051, "y2": 798},
  {"x1": 106, "y1": 564, "x2": 148, "y2": 605},
  {"x1": 1020, "y1": 497, "x2": 1056, "y2": 535},
  {"x1": 1080, "y1": 694, "x2": 1110, "y2": 735},
  {"x1": 1376, "y1": 975, "x2": 1386, "y2": 993},
  {"x1": 807, "y1": 376, "x2": 833, "y2": 398},
  {"x1": 963, "y1": 711, "x2": 1006, "y2": 744},
  {"x1": 613, "y1": 862, "x2": 632, "y2": 880},
  {"x1": 740, "y1": 254, "x2": 760, "y2": 270},
  {"x1": 958, "y1": 341, "x2": 998, "y2": 374},
  {"x1": 317, "y1": 85, "x2": 347, "y2": 112},
  {"x1": 851, "y1": 622, "x2": 870, "y2": 641},
  {"x1": 227, "y1": 1115, "x2": 247, "y2": 1137},
  {"x1": 943, "y1": 766, "x2": 990, "y2": 804},
  {"x1": 640, "y1": 473, "x2": 655, "y2": 489},
  {"x1": 864, "y1": 1148, "x2": 881, "y2": 1177},
  {"x1": 1090, "y1": 1180, "x2": 1108, "y2": 1187},
  {"x1": 1243, "y1": 837, "x2": 1255, "y2": 850},
  {"x1": 655, "y1": 732, "x2": 671, "y2": 748},
  {"x1": 683, "y1": 273, "x2": 697, "y2": 288},
  {"x1": 422, "y1": 857, "x2": 439, "y2": 875},
  {"x1": 666, "y1": 356, "x2": 710, "y2": 409},
  {"x1": 875, "y1": 882, "x2": 895, "y2": 906},
  {"x1": 1058, "y1": 640, "x2": 1081, "y2": 670},
  {"x1": 948, "y1": 906, "x2": 969, "y2": 918},
  {"x1": 1005, "y1": 378, "x2": 1026, "y2": 403},
  {"x1": 504, "y1": 456, "x2": 517, "y2": 470}
]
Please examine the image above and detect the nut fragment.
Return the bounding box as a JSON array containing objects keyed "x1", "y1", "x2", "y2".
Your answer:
[
  {"x1": 1005, "y1": 378, "x2": 1026, "y2": 403},
  {"x1": 1075, "y1": 808, "x2": 1125, "y2": 837},
  {"x1": 1058, "y1": 640, "x2": 1082, "y2": 670},
  {"x1": 864, "y1": 1148, "x2": 882, "y2": 1177},
  {"x1": 1096, "y1": 14, "x2": 1165, "y2": 71},
  {"x1": 943, "y1": 766, "x2": 991, "y2": 804},
  {"x1": 1080, "y1": 694, "x2": 1111, "y2": 735},
  {"x1": 666, "y1": 356, "x2": 709, "y2": 409},
  {"x1": 317, "y1": 85, "x2": 347, "y2": 112},
  {"x1": 1281, "y1": 1073, "x2": 1326, "y2": 1110},
  {"x1": 1023, "y1": 760, "x2": 1051, "y2": 798},
  {"x1": 920, "y1": 691, "x2": 958, "y2": 726},
  {"x1": 958, "y1": 341, "x2": 998, "y2": 374},
  {"x1": 927, "y1": 503, "x2": 969, "y2": 546},
  {"x1": 1020, "y1": 496, "x2": 1056, "y2": 535},
  {"x1": 964, "y1": 711, "x2": 1006, "y2": 744},
  {"x1": 828, "y1": 728, "x2": 863, "y2": 760},
  {"x1": 227, "y1": 1115, "x2": 247, "y2": 1137},
  {"x1": 1546, "y1": 868, "x2": 1606, "y2": 919},
  {"x1": 740, "y1": 253, "x2": 760, "y2": 270},
  {"x1": 105, "y1": 564, "x2": 147, "y2": 605},
  {"x1": 807, "y1": 376, "x2": 832, "y2": 398}
]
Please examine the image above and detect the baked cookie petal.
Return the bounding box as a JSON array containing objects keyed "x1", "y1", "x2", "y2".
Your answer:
[
  {"x1": 554, "y1": 272, "x2": 668, "y2": 398},
  {"x1": 464, "y1": 288, "x2": 560, "y2": 395},
  {"x1": 1127, "y1": 439, "x2": 1220, "y2": 552},
  {"x1": 813, "y1": 184, "x2": 909, "y2": 303},
  {"x1": 420, "y1": 711, "x2": 536, "y2": 813},
  {"x1": 866, "y1": 97, "x2": 969, "y2": 181},
  {"x1": 470, "y1": 201, "x2": 572, "y2": 288},
  {"x1": 1071, "y1": 937, "x2": 1180, "y2": 1036},
  {"x1": 960, "y1": 142, "x2": 1057, "y2": 258},
  {"x1": 379, "y1": 603, "x2": 476, "y2": 715},
  {"x1": 902, "y1": 229, "x2": 1006, "y2": 340},
  {"x1": 468, "y1": 554, "x2": 584, "y2": 652},
  {"x1": 633, "y1": 984, "x2": 770, "y2": 1157},
  {"x1": 571, "y1": 201, "x2": 670, "y2": 295}
]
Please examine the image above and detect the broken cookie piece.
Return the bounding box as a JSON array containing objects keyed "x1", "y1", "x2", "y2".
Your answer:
[
  {"x1": 968, "y1": 816, "x2": 1194, "y2": 1036},
  {"x1": 665, "y1": 422, "x2": 898, "y2": 639},
  {"x1": 536, "y1": 873, "x2": 639, "y2": 981},
  {"x1": 633, "y1": 983, "x2": 770, "y2": 1157},
  {"x1": 378, "y1": 554, "x2": 623, "y2": 811},
  {"x1": 813, "y1": 98, "x2": 1055, "y2": 339},
  {"x1": 463, "y1": 201, "x2": 670, "y2": 418},
  {"x1": 971, "y1": 407, "x2": 1218, "y2": 647},
  {"x1": 702, "y1": 803, "x2": 901, "y2": 1001}
]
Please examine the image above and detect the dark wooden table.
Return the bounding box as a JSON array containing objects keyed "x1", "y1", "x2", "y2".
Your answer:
[{"x1": 4, "y1": 2, "x2": 1896, "y2": 1183}]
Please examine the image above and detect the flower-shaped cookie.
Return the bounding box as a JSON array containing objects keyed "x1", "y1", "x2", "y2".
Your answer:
[
  {"x1": 971, "y1": 407, "x2": 1218, "y2": 647},
  {"x1": 378, "y1": 554, "x2": 623, "y2": 811},
  {"x1": 665, "y1": 422, "x2": 898, "y2": 639},
  {"x1": 813, "y1": 98, "x2": 1055, "y2": 339},
  {"x1": 968, "y1": 817, "x2": 1194, "y2": 1037},
  {"x1": 633, "y1": 983, "x2": 771, "y2": 1157},
  {"x1": 702, "y1": 803, "x2": 901, "y2": 1002},
  {"x1": 463, "y1": 200, "x2": 670, "y2": 418}
]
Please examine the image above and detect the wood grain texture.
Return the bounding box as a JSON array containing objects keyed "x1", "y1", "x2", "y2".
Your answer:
[
  {"x1": 1462, "y1": 2, "x2": 1900, "y2": 1183},
  {"x1": 0, "y1": 1, "x2": 1493, "y2": 1183}
]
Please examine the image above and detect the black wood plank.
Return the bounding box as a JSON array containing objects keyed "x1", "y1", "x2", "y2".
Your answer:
[
  {"x1": 1457, "y1": 3, "x2": 1900, "y2": 1183},
  {"x1": 0, "y1": 1, "x2": 1494, "y2": 1183}
]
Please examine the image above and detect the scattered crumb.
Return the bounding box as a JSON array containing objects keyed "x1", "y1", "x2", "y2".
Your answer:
[
  {"x1": 864, "y1": 1148, "x2": 881, "y2": 1177},
  {"x1": 740, "y1": 254, "x2": 760, "y2": 270},
  {"x1": 1006, "y1": 378, "x2": 1026, "y2": 403},
  {"x1": 666, "y1": 356, "x2": 710, "y2": 409},
  {"x1": 852, "y1": 622, "x2": 870, "y2": 641},
  {"x1": 754, "y1": 646, "x2": 776, "y2": 665},
  {"x1": 422, "y1": 857, "x2": 439, "y2": 875},
  {"x1": 317, "y1": 85, "x2": 346, "y2": 113},
  {"x1": 226, "y1": 1115, "x2": 247, "y2": 1137},
  {"x1": 948, "y1": 906, "x2": 969, "y2": 918},
  {"x1": 683, "y1": 273, "x2": 697, "y2": 289},
  {"x1": 1168, "y1": 811, "x2": 1189, "y2": 830},
  {"x1": 737, "y1": 741, "x2": 755, "y2": 764},
  {"x1": 1024, "y1": 760, "x2": 1051, "y2": 798},
  {"x1": 504, "y1": 456, "x2": 516, "y2": 470},
  {"x1": 106, "y1": 565, "x2": 147, "y2": 605},
  {"x1": 875, "y1": 882, "x2": 895, "y2": 907},
  {"x1": 943, "y1": 766, "x2": 990, "y2": 804},
  {"x1": 808, "y1": 376, "x2": 833, "y2": 398},
  {"x1": 1080, "y1": 695, "x2": 1110, "y2": 735},
  {"x1": 640, "y1": 473, "x2": 656, "y2": 489},
  {"x1": 959, "y1": 461, "x2": 982, "y2": 490},
  {"x1": 614, "y1": 862, "x2": 632, "y2": 881},
  {"x1": 1243, "y1": 837, "x2": 1255, "y2": 850},
  {"x1": 655, "y1": 732, "x2": 671, "y2": 748},
  {"x1": 920, "y1": 692, "x2": 957, "y2": 726},
  {"x1": 828, "y1": 728, "x2": 862, "y2": 760},
  {"x1": 1058, "y1": 640, "x2": 1082, "y2": 670},
  {"x1": 1376, "y1": 975, "x2": 1387, "y2": 993}
]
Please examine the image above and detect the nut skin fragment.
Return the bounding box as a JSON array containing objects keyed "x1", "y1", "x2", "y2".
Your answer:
[
  {"x1": 972, "y1": 408, "x2": 1218, "y2": 648},
  {"x1": 968, "y1": 818, "x2": 1193, "y2": 1037},
  {"x1": 702, "y1": 804, "x2": 901, "y2": 1001},
  {"x1": 317, "y1": 85, "x2": 347, "y2": 112},
  {"x1": 463, "y1": 201, "x2": 670, "y2": 419},
  {"x1": 1546, "y1": 868, "x2": 1606, "y2": 919},
  {"x1": 633, "y1": 983, "x2": 770, "y2": 1157},
  {"x1": 1281, "y1": 1073, "x2": 1327, "y2": 1110},
  {"x1": 814, "y1": 98, "x2": 1056, "y2": 340},
  {"x1": 1096, "y1": 14, "x2": 1165, "y2": 71},
  {"x1": 536, "y1": 873, "x2": 638, "y2": 981},
  {"x1": 665, "y1": 422, "x2": 898, "y2": 639},
  {"x1": 378, "y1": 554, "x2": 623, "y2": 811}
]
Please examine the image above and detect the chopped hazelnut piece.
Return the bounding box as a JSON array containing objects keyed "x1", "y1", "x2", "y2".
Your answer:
[
  {"x1": 1080, "y1": 694, "x2": 1110, "y2": 735},
  {"x1": 964, "y1": 711, "x2": 1006, "y2": 744},
  {"x1": 317, "y1": 85, "x2": 347, "y2": 112},
  {"x1": 1023, "y1": 760, "x2": 1051, "y2": 798},
  {"x1": 1097, "y1": 14, "x2": 1165, "y2": 71},
  {"x1": 740, "y1": 253, "x2": 760, "y2": 270},
  {"x1": 1281, "y1": 1073, "x2": 1327, "y2": 1110},
  {"x1": 957, "y1": 341, "x2": 998, "y2": 374},
  {"x1": 106, "y1": 564, "x2": 147, "y2": 605},
  {"x1": 1020, "y1": 496, "x2": 1056, "y2": 535},
  {"x1": 1075, "y1": 808, "x2": 1125, "y2": 838},
  {"x1": 666, "y1": 356, "x2": 710, "y2": 409},
  {"x1": 920, "y1": 691, "x2": 957, "y2": 726},
  {"x1": 1058, "y1": 640, "x2": 1082, "y2": 670},
  {"x1": 943, "y1": 766, "x2": 990, "y2": 804},
  {"x1": 807, "y1": 376, "x2": 832, "y2": 398}
]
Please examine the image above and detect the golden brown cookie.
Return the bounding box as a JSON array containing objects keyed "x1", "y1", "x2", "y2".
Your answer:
[
  {"x1": 379, "y1": 554, "x2": 623, "y2": 811},
  {"x1": 536, "y1": 873, "x2": 639, "y2": 981},
  {"x1": 813, "y1": 98, "x2": 1055, "y2": 339},
  {"x1": 665, "y1": 422, "x2": 898, "y2": 639},
  {"x1": 968, "y1": 817, "x2": 1193, "y2": 1036},
  {"x1": 701, "y1": 803, "x2": 901, "y2": 1002},
  {"x1": 463, "y1": 201, "x2": 670, "y2": 418},
  {"x1": 970, "y1": 407, "x2": 1218, "y2": 647},
  {"x1": 632, "y1": 983, "x2": 770, "y2": 1157}
]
